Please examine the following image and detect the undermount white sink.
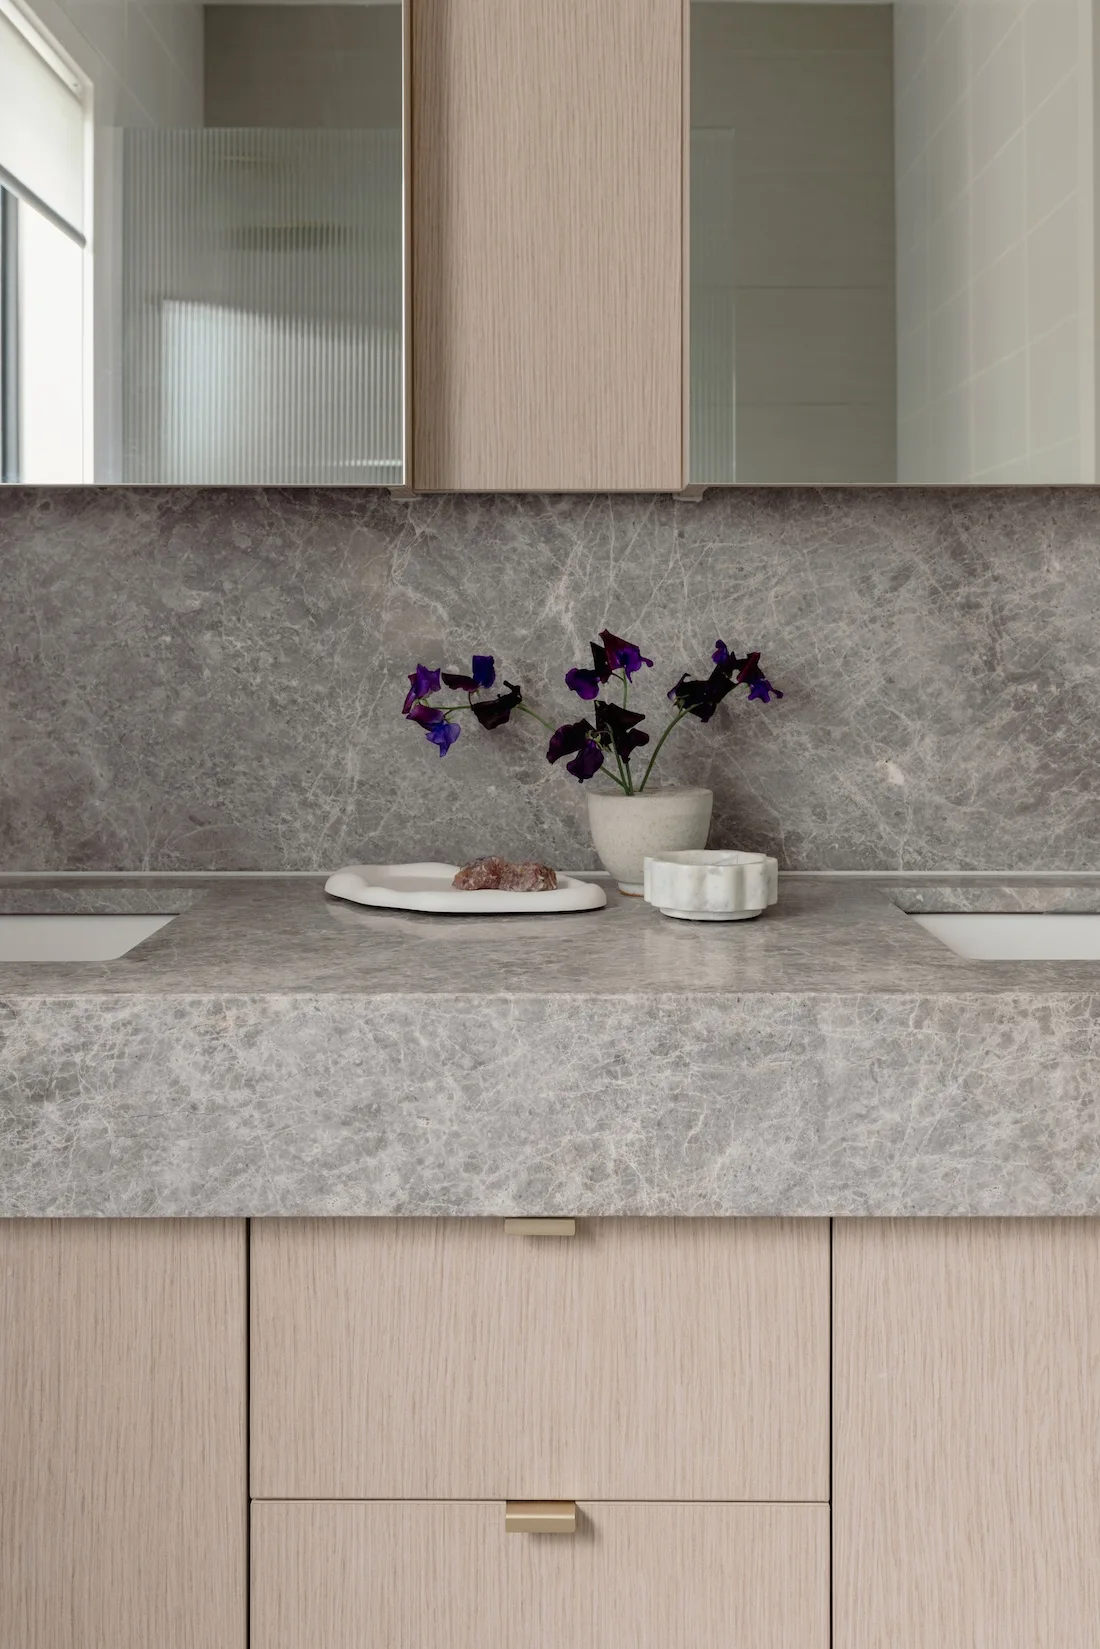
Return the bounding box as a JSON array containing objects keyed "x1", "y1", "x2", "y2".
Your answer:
[
  {"x1": 913, "y1": 912, "x2": 1100, "y2": 961},
  {"x1": 0, "y1": 914, "x2": 176, "y2": 962}
]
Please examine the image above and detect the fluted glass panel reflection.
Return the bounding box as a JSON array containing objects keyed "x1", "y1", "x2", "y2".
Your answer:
[
  {"x1": 689, "y1": 128, "x2": 737, "y2": 485},
  {"x1": 122, "y1": 128, "x2": 401, "y2": 484}
]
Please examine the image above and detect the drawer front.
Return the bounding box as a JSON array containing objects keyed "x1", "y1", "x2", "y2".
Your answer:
[
  {"x1": 250, "y1": 1217, "x2": 828, "y2": 1499},
  {"x1": 252, "y1": 1500, "x2": 829, "y2": 1649}
]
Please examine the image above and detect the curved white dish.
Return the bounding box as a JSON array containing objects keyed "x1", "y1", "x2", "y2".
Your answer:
[{"x1": 325, "y1": 863, "x2": 607, "y2": 915}]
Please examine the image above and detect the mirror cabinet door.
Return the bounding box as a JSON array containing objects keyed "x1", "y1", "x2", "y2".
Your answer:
[
  {"x1": 690, "y1": 0, "x2": 1089, "y2": 485},
  {"x1": 0, "y1": 0, "x2": 404, "y2": 484}
]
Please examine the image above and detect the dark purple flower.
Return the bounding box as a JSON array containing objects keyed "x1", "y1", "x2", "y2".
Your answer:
[
  {"x1": 471, "y1": 682, "x2": 522, "y2": 729},
  {"x1": 442, "y1": 654, "x2": 496, "y2": 693},
  {"x1": 594, "y1": 700, "x2": 650, "y2": 760},
  {"x1": 424, "y1": 718, "x2": 461, "y2": 755},
  {"x1": 547, "y1": 719, "x2": 592, "y2": 763},
  {"x1": 567, "y1": 739, "x2": 606, "y2": 781},
  {"x1": 406, "y1": 702, "x2": 445, "y2": 727},
  {"x1": 600, "y1": 630, "x2": 653, "y2": 680},
  {"x1": 671, "y1": 641, "x2": 781, "y2": 720},
  {"x1": 547, "y1": 717, "x2": 605, "y2": 782},
  {"x1": 565, "y1": 640, "x2": 615, "y2": 699},
  {"x1": 403, "y1": 663, "x2": 441, "y2": 715},
  {"x1": 668, "y1": 667, "x2": 736, "y2": 723}
]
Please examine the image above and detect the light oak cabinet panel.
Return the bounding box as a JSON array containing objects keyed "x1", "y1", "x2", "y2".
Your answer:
[
  {"x1": 411, "y1": 0, "x2": 683, "y2": 491},
  {"x1": 0, "y1": 1219, "x2": 247, "y2": 1649},
  {"x1": 252, "y1": 1500, "x2": 829, "y2": 1649},
  {"x1": 834, "y1": 1218, "x2": 1100, "y2": 1649},
  {"x1": 251, "y1": 1216, "x2": 829, "y2": 1499}
]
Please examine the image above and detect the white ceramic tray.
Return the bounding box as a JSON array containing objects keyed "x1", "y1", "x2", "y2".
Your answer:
[{"x1": 325, "y1": 863, "x2": 607, "y2": 915}]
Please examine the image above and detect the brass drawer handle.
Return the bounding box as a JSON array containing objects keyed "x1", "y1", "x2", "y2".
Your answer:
[
  {"x1": 503, "y1": 1218, "x2": 576, "y2": 1237},
  {"x1": 506, "y1": 1501, "x2": 577, "y2": 1534}
]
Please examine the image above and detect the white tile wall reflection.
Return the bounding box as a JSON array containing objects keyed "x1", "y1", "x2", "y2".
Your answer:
[{"x1": 895, "y1": 0, "x2": 1091, "y2": 481}]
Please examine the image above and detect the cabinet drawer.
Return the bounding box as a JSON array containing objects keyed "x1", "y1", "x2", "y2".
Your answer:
[
  {"x1": 250, "y1": 1217, "x2": 828, "y2": 1499},
  {"x1": 252, "y1": 1500, "x2": 829, "y2": 1649}
]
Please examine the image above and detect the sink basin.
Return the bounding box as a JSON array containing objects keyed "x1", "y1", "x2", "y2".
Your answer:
[
  {"x1": 0, "y1": 914, "x2": 176, "y2": 962},
  {"x1": 913, "y1": 912, "x2": 1100, "y2": 961}
]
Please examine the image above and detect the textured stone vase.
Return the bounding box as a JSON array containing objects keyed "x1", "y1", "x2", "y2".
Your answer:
[{"x1": 586, "y1": 787, "x2": 713, "y2": 894}]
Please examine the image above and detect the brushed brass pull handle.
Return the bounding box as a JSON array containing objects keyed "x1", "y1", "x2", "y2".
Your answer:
[
  {"x1": 506, "y1": 1501, "x2": 577, "y2": 1534},
  {"x1": 503, "y1": 1218, "x2": 576, "y2": 1237}
]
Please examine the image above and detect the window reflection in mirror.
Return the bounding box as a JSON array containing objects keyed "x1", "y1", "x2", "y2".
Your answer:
[
  {"x1": 691, "y1": 0, "x2": 1090, "y2": 484},
  {"x1": 0, "y1": 0, "x2": 402, "y2": 484}
]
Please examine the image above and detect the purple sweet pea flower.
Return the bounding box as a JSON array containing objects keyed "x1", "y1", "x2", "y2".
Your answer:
[
  {"x1": 547, "y1": 717, "x2": 605, "y2": 782},
  {"x1": 671, "y1": 640, "x2": 781, "y2": 721},
  {"x1": 403, "y1": 663, "x2": 441, "y2": 715},
  {"x1": 471, "y1": 682, "x2": 522, "y2": 729},
  {"x1": 565, "y1": 666, "x2": 604, "y2": 700},
  {"x1": 594, "y1": 700, "x2": 650, "y2": 759},
  {"x1": 406, "y1": 702, "x2": 444, "y2": 727},
  {"x1": 424, "y1": 718, "x2": 461, "y2": 755},
  {"x1": 442, "y1": 654, "x2": 496, "y2": 693},
  {"x1": 600, "y1": 630, "x2": 653, "y2": 680},
  {"x1": 668, "y1": 668, "x2": 736, "y2": 722},
  {"x1": 547, "y1": 719, "x2": 591, "y2": 762},
  {"x1": 567, "y1": 739, "x2": 606, "y2": 781},
  {"x1": 565, "y1": 639, "x2": 616, "y2": 700}
]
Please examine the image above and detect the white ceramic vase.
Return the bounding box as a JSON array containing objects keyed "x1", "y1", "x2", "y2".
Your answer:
[{"x1": 586, "y1": 786, "x2": 713, "y2": 895}]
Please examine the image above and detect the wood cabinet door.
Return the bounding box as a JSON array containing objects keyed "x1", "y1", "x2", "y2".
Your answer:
[
  {"x1": 0, "y1": 1219, "x2": 247, "y2": 1649},
  {"x1": 251, "y1": 1215, "x2": 829, "y2": 1500},
  {"x1": 834, "y1": 1218, "x2": 1100, "y2": 1649},
  {"x1": 252, "y1": 1500, "x2": 829, "y2": 1649},
  {"x1": 411, "y1": 0, "x2": 683, "y2": 490}
]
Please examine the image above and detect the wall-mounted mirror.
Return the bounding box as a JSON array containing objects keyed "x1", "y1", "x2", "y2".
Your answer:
[
  {"x1": 0, "y1": 0, "x2": 403, "y2": 484},
  {"x1": 691, "y1": 0, "x2": 1089, "y2": 484}
]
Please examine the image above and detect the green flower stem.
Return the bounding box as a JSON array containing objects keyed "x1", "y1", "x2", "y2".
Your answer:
[
  {"x1": 616, "y1": 671, "x2": 637, "y2": 793},
  {"x1": 515, "y1": 703, "x2": 556, "y2": 732},
  {"x1": 637, "y1": 707, "x2": 690, "y2": 793}
]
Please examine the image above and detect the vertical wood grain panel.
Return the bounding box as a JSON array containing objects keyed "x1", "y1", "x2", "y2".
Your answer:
[
  {"x1": 0, "y1": 1219, "x2": 248, "y2": 1649},
  {"x1": 251, "y1": 1216, "x2": 829, "y2": 1499},
  {"x1": 834, "y1": 1218, "x2": 1100, "y2": 1649},
  {"x1": 411, "y1": 0, "x2": 683, "y2": 490},
  {"x1": 253, "y1": 1499, "x2": 829, "y2": 1649}
]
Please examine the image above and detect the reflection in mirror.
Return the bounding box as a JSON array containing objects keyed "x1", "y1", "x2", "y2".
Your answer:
[
  {"x1": 0, "y1": 0, "x2": 402, "y2": 484},
  {"x1": 691, "y1": 0, "x2": 1089, "y2": 484}
]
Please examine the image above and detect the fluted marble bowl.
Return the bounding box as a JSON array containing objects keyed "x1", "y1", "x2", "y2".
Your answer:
[{"x1": 643, "y1": 849, "x2": 779, "y2": 921}]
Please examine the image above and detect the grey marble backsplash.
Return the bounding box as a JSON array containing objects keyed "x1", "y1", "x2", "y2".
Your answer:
[{"x1": 1, "y1": 485, "x2": 1097, "y2": 872}]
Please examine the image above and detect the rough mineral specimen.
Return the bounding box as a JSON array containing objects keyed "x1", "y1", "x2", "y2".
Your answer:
[
  {"x1": 453, "y1": 858, "x2": 557, "y2": 892},
  {"x1": 452, "y1": 857, "x2": 507, "y2": 891}
]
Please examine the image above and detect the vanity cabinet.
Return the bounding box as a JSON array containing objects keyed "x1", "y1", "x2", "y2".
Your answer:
[
  {"x1": 250, "y1": 1217, "x2": 830, "y2": 1649},
  {"x1": 250, "y1": 1215, "x2": 829, "y2": 1499},
  {"x1": 834, "y1": 1219, "x2": 1100, "y2": 1649},
  {"x1": 0, "y1": 1219, "x2": 247, "y2": 1649},
  {"x1": 252, "y1": 1499, "x2": 828, "y2": 1649},
  {"x1": 410, "y1": 0, "x2": 684, "y2": 492},
  {"x1": 8, "y1": 1213, "x2": 1100, "y2": 1649}
]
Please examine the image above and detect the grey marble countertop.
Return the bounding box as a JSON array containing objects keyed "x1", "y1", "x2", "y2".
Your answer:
[{"x1": 3, "y1": 872, "x2": 1100, "y2": 1217}]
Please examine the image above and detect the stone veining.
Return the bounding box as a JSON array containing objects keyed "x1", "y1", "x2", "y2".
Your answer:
[
  {"x1": 3, "y1": 486, "x2": 1100, "y2": 871},
  {"x1": 2, "y1": 873, "x2": 1100, "y2": 1218}
]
